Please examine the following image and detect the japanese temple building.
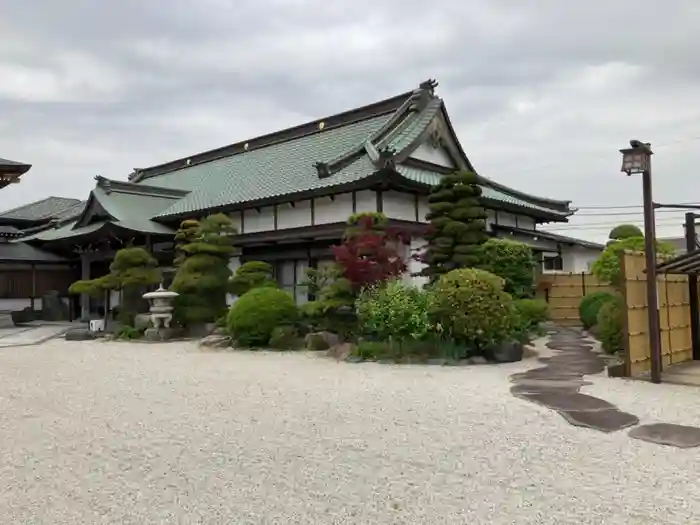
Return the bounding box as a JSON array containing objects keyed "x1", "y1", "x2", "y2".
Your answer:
[{"x1": 7, "y1": 80, "x2": 602, "y2": 317}]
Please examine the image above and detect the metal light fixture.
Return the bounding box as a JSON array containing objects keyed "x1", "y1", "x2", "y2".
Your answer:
[
  {"x1": 620, "y1": 140, "x2": 653, "y2": 175},
  {"x1": 619, "y1": 139, "x2": 661, "y2": 383}
]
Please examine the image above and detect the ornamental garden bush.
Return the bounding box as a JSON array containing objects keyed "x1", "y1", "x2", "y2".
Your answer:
[
  {"x1": 578, "y1": 291, "x2": 617, "y2": 329},
  {"x1": 596, "y1": 295, "x2": 625, "y2": 355},
  {"x1": 226, "y1": 287, "x2": 298, "y2": 347},
  {"x1": 229, "y1": 261, "x2": 276, "y2": 297},
  {"x1": 429, "y1": 268, "x2": 517, "y2": 356},
  {"x1": 591, "y1": 235, "x2": 674, "y2": 287},
  {"x1": 477, "y1": 238, "x2": 536, "y2": 298},
  {"x1": 355, "y1": 280, "x2": 435, "y2": 359},
  {"x1": 513, "y1": 298, "x2": 549, "y2": 330},
  {"x1": 356, "y1": 280, "x2": 433, "y2": 343}
]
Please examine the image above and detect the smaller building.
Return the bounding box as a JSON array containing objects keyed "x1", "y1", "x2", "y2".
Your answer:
[
  {"x1": 494, "y1": 225, "x2": 603, "y2": 273},
  {"x1": 0, "y1": 157, "x2": 31, "y2": 189},
  {"x1": 0, "y1": 197, "x2": 79, "y2": 313}
]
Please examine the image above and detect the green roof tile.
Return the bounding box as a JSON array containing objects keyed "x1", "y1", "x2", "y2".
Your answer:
[
  {"x1": 395, "y1": 165, "x2": 570, "y2": 217},
  {"x1": 154, "y1": 114, "x2": 390, "y2": 217}
]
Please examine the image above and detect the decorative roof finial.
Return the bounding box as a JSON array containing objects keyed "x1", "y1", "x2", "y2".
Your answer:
[
  {"x1": 315, "y1": 162, "x2": 331, "y2": 179},
  {"x1": 419, "y1": 79, "x2": 439, "y2": 96}
]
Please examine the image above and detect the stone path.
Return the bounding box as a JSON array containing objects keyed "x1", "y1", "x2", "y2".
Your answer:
[{"x1": 512, "y1": 326, "x2": 700, "y2": 448}]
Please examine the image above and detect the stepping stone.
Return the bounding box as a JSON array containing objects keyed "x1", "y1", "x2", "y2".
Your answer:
[
  {"x1": 510, "y1": 384, "x2": 578, "y2": 396},
  {"x1": 512, "y1": 378, "x2": 592, "y2": 389},
  {"x1": 560, "y1": 409, "x2": 639, "y2": 433},
  {"x1": 629, "y1": 423, "x2": 700, "y2": 448},
  {"x1": 521, "y1": 392, "x2": 616, "y2": 412}
]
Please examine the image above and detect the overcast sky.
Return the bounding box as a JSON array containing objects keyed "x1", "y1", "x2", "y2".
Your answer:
[{"x1": 1, "y1": 1, "x2": 699, "y2": 242}]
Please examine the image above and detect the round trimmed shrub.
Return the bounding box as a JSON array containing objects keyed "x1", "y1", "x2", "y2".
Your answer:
[
  {"x1": 477, "y1": 238, "x2": 535, "y2": 298},
  {"x1": 514, "y1": 298, "x2": 549, "y2": 329},
  {"x1": 608, "y1": 224, "x2": 643, "y2": 240},
  {"x1": 430, "y1": 268, "x2": 517, "y2": 352},
  {"x1": 227, "y1": 287, "x2": 298, "y2": 347},
  {"x1": 596, "y1": 296, "x2": 624, "y2": 354},
  {"x1": 578, "y1": 292, "x2": 617, "y2": 329}
]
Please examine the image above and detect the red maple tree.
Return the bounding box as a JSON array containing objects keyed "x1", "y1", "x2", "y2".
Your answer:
[{"x1": 331, "y1": 214, "x2": 409, "y2": 292}]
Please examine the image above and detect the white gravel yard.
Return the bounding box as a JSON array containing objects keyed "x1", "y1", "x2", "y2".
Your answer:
[{"x1": 1, "y1": 339, "x2": 700, "y2": 524}]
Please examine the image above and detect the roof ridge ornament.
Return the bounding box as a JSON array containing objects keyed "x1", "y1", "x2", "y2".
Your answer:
[
  {"x1": 419, "y1": 79, "x2": 438, "y2": 96},
  {"x1": 376, "y1": 147, "x2": 396, "y2": 170},
  {"x1": 314, "y1": 162, "x2": 331, "y2": 179},
  {"x1": 94, "y1": 175, "x2": 112, "y2": 194}
]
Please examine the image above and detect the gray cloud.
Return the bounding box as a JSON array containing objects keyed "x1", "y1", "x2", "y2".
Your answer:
[{"x1": 1, "y1": 0, "x2": 699, "y2": 241}]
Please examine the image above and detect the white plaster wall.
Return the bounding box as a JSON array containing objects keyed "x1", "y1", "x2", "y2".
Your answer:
[
  {"x1": 496, "y1": 212, "x2": 518, "y2": 228},
  {"x1": 243, "y1": 207, "x2": 275, "y2": 233},
  {"x1": 228, "y1": 212, "x2": 242, "y2": 233},
  {"x1": 355, "y1": 190, "x2": 376, "y2": 214},
  {"x1": 409, "y1": 143, "x2": 455, "y2": 168},
  {"x1": 226, "y1": 256, "x2": 241, "y2": 305},
  {"x1": 314, "y1": 193, "x2": 353, "y2": 224},
  {"x1": 382, "y1": 190, "x2": 416, "y2": 221},
  {"x1": 418, "y1": 195, "x2": 430, "y2": 223},
  {"x1": 518, "y1": 216, "x2": 536, "y2": 230},
  {"x1": 561, "y1": 247, "x2": 601, "y2": 273},
  {"x1": 277, "y1": 200, "x2": 312, "y2": 229},
  {"x1": 486, "y1": 210, "x2": 497, "y2": 232},
  {"x1": 404, "y1": 236, "x2": 429, "y2": 288}
]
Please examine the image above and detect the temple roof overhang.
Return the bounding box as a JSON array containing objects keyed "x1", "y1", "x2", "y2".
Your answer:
[{"x1": 0, "y1": 157, "x2": 31, "y2": 189}]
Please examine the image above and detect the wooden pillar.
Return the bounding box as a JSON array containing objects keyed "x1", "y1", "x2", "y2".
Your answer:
[
  {"x1": 30, "y1": 263, "x2": 36, "y2": 310},
  {"x1": 80, "y1": 253, "x2": 90, "y2": 321}
]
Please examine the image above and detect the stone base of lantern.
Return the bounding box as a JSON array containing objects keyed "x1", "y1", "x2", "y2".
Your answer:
[{"x1": 144, "y1": 327, "x2": 184, "y2": 342}]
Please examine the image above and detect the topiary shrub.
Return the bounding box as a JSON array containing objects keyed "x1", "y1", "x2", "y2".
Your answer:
[
  {"x1": 608, "y1": 224, "x2": 643, "y2": 241},
  {"x1": 171, "y1": 213, "x2": 237, "y2": 326},
  {"x1": 596, "y1": 296, "x2": 625, "y2": 354},
  {"x1": 592, "y1": 236, "x2": 675, "y2": 287},
  {"x1": 430, "y1": 268, "x2": 517, "y2": 355},
  {"x1": 419, "y1": 170, "x2": 488, "y2": 280},
  {"x1": 579, "y1": 291, "x2": 617, "y2": 329},
  {"x1": 227, "y1": 287, "x2": 298, "y2": 347},
  {"x1": 229, "y1": 261, "x2": 276, "y2": 297},
  {"x1": 514, "y1": 298, "x2": 549, "y2": 330},
  {"x1": 477, "y1": 238, "x2": 535, "y2": 298},
  {"x1": 356, "y1": 280, "x2": 433, "y2": 343}
]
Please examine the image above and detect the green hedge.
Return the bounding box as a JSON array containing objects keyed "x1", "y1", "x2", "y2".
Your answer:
[
  {"x1": 596, "y1": 296, "x2": 624, "y2": 354},
  {"x1": 579, "y1": 292, "x2": 617, "y2": 329}
]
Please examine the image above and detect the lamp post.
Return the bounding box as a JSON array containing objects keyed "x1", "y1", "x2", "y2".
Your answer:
[{"x1": 619, "y1": 140, "x2": 662, "y2": 383}]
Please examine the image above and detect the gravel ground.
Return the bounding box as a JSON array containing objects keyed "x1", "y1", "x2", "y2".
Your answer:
[{"x1": 1, "y1": 338, "x2": 699, "y2": 524}]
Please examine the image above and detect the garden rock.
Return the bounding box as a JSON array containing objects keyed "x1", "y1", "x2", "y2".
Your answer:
[
  {"x1": 489, "y1": 341, "x2": 524, "y2": 363},
  {"x1": 328, "y1": 342, "x2": 355, "y2": 361},
  {"x1": 305, "y1": 331, "x2": 339, "y2": 350},
  {"x1": 200, "y1": 334, "x2": 231, "y2": 349},
  {"x1": 64, "y1": 328, "x2": 96, "y2": 341},
  {"x1": 344, "y1": 355, "x2": 364, "y2": 363},
  {"x1": 467, "y1": 356, "x2": 488, "y2": 365},
  {"x1": 426, "y1": 358, "x2": 447, "y2": 366},
  {"x1": 133, "y1": 313, "x2": 152, "y2": 331}
]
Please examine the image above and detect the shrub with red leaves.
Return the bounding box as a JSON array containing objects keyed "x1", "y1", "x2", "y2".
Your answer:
[{"x1": 331, "y1": 213, "x2": 409, "y2": 293}]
